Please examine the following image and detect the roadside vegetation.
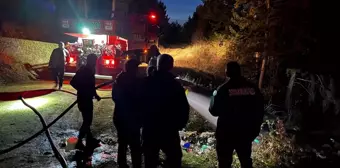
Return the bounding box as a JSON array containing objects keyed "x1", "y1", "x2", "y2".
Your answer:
[
  {"x1": 160, "y1": 0, "x2": 340, "y2": 167},
  {"x1": 161, "y1": 39, "x2": 229, "y2": 77}
]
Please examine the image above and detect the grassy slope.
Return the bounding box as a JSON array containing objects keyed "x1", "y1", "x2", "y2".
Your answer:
[
  {"x1": 160, "y1": 40, "x2": 230, "y2": 78},
  {"x1": 0, "y1": 37, "x2": 57, "y2": 85}
]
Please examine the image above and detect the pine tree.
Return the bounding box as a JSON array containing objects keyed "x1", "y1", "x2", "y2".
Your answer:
[
  {"x1": 228, "y1": 0, "x2": 267, "y2": 60},
  {"x1": 182, "y1": 12, "x2": 199, "y2": 43},
  {"x1": 157, "y1": 1, "x2": 170, "y2": 28}
]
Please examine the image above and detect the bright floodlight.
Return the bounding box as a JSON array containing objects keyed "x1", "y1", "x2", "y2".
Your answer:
[{"x1": 82, "y1": 27, "x2": 91, "y2": 35}]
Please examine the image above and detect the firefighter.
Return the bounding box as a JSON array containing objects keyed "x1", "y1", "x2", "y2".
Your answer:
[
  {"x1": 112, "y1": 59, "x2": 142, "y2": 168},
  {"x1": 70, "y1": 54, "x2": 101, "y2": 162},
  {"x1": 49, "y1": 42, "x2": 69, "y2": 90},
  {"x1": 141, "y1": 54, "x2": 190, "y2": 168},
  {"x1": 146, "y1": 45, "x2": 161, "y2": 76},
  {"x1": 209, "y1": 61, "x2": 264, "y2": 168}
]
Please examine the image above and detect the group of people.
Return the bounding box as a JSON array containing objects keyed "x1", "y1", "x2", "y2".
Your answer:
[
  {"x1": 112, "y1": 53, "x2": 190, "y2": 168},
  {"x1": 51, "y1": 42, "x2": 264, "y2": 168},
  {"x1": 69, "y1": 45, "x2": 189, "y2": 167}
]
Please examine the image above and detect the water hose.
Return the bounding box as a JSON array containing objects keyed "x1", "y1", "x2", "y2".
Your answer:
[
  {"x1": 20, "y1": 95, "x2": 68, "y2": 168},
  {"x1": 0, "y1": 80, "x2": 115, "y2": 166}
]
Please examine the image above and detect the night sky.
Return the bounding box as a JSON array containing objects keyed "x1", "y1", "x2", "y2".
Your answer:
[{"x1": 161, "y1": 0, "x2": 202, "y2": 24}]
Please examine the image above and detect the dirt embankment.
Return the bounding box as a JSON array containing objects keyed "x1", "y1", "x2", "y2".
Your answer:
[
  {"x1": 0, "y1": 37, "x2": 57, "y2": 85},
  {"x1": 159, "y1": 41, "x2": 229, "y2": 89},
  {"x1": 160, "y1": 40, "x2": 229, "y2": 78}
]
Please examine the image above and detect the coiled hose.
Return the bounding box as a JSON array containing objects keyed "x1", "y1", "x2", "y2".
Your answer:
[{"x1": 0, "y1": 80, "x2": 114, "y2": 168}]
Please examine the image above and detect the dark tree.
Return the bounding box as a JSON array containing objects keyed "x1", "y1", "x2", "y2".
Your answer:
[
  {"x1": 162, "y1": 22, "x2": 183, "y2": 45},
  {"x1": 182, "y1": 12, "x2": 199, "y2": 43}
]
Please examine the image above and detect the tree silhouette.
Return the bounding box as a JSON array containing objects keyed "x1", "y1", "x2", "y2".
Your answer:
[{"x1": 161, "y1": 22, "x2": 183, "y2": 45}]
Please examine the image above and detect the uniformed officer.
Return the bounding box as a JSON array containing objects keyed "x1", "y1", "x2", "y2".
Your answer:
[{"x1": 209, "y1": 61, "x2": 264, "y2": 168}]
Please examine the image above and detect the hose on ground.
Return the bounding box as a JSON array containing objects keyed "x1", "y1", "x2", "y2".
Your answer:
[
  {"x1": 0, "y1": 80, "x2": 115, "y2": 157},
  {"x1": 20, "y1": 95, "x2": 68, "y2": 168}
]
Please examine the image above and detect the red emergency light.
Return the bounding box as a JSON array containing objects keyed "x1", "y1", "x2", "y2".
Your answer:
[
  {"x1": 104, "y1": 59, "x2": 115, "y2": 65},
  {"x1": 150, "y1": 14, "x2": 156, "y2": 20},
  {"x1": 67, "y1": 56, "x2": 76, "y2": 64},
  {"x1": 69, "y1": 57, "x2": 74, "y2": 63}
]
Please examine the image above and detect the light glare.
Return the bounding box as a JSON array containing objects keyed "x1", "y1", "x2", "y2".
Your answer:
[
  {"x1": 82, "y1": 27, "x2": 91, "y2": 35},
  {"x1": 9, "y1": 98, "x2": 49, "y2": 110}
]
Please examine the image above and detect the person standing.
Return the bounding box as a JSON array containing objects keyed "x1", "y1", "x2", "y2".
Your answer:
[
  {"x1": 49, "y1": 42, "x2": 69, "y2": 90},
  {"x1": 70, "y1": 54, "x2": 101, "y2": 164},
  {"x1": 112, "y1": 59, "x2": 142, "y2": 168},
  {"x1": 146, "y1": 45, "x2": 161, "y2": 76},
  {"x1": 141, "y1": 54, "x2": 190, "y2": 168},
  {"x1": 209, "y1": 61, "x2": 264, "y2": 168}
]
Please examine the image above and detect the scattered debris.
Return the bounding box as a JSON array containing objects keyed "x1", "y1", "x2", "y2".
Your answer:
[{"x1": 180, "y1": 131, "x2": 215, "y2": 155}]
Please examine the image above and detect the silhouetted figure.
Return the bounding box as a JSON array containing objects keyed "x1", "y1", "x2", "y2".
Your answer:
[
  {"x1": 141, "y1": 54, "x2": 190, "y2": 168},
  {"x1": 70, "y1": 54, "x2": 101, "y2": 164},
  {"x1": 209, "y1": 61, "x2": 264, "y2": 168},
  {"x1": 49, "y1": 42, "x2": 69, "y2": 90},
  {"x1": 76, "y1": 48, "x2": 85, "y2": 70},
  {"x1": 146, "y1": 45, "x2": 161, "y2": 76},
  {"x1": 112, "y1": 59, "x2": 142, "y2": 168}
]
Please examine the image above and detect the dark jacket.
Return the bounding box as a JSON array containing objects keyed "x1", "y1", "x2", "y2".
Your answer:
[
  {"x1": 141, "y1": 71, "x2": 190, "y2": 132},
  {"x1": 112, "y1": 72, "x2": 142, "y2": 129},
  {"x1": 70, "y1": 66, "x2": 98, "y2": 101},
  {"x1": 209, "y1": 77, "x2": 264, "y2": 139},
  {"x1": 49, "y1": 48, "x2": 69, "y2": 69}
]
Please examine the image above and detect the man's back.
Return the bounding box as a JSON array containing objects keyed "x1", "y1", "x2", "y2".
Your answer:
[
  {"x1": 142, "y1": 71, "x2": 189, "y2": 132},
  {"x1": 49, "y1": 48, "x2": 67, "y2": 68},
  {"x1": 210, "y1": 77, "x2": 264, "y2": 136},
  {"x1": 112, "y1": 72, "x2": 142, "y2": 126},
  {"x1": 71, "y1": 66, "x2": 96, "y2": 100}
]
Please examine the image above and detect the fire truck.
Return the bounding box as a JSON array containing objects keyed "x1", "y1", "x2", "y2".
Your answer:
[{"x1": 61, "y1": 13, "x2": 158, "y2": 76}]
